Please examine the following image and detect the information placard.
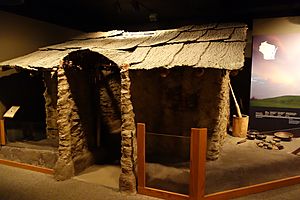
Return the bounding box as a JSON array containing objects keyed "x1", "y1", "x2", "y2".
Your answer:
[{"x1": 3, "y1": 106, "x2": 20, "y2": 118}]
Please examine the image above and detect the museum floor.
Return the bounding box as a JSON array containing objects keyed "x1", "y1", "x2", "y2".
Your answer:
[
  {"x1": 0, "y1": 133, "x2": 299, "y2": 199},
  {"x1": 0, "y1": 163, "x2": 299, "y2": 200}
]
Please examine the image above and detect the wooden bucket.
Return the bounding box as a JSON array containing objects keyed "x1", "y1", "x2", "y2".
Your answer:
[{"x1": 232, "y1": 115, "x2": 249, "y2": 138}]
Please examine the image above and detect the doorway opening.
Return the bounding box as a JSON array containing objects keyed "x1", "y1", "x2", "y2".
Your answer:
[{"x1": 63, "y1": 50, "x2": 122, "y2": 189}]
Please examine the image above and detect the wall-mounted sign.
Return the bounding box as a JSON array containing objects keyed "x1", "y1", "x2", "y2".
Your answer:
[
  {"x1": 250, "y1": 17, "x2": 300, "y2": 133},
  {"x1": 3, "y1": 106, "x2": 20, "y2": 118}
]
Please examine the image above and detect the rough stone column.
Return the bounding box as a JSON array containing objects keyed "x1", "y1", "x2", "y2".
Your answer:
[
  {"x1": 207, "y1": 70, "x2": 230, "y2": 160},
  {"x1": 43, "y1": 71, "x2": 58, "y2": 139},
  {"x1": 54, "y1": 65, "x2": 93, "y2": 180},
  {"x1": 119, "y1": 64, "x2": 137, "y2": 193},
  {"x1": 54, "y1": 66, "x2": 74, "y2": 180},
  {"x1": 218, "y1": 71, "x2": 231, "y2": 144}
]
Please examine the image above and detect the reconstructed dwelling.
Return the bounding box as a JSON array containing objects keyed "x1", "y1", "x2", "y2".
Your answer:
[{"x1": 0, "y1": 22, "x2": 247, "y2": 192}]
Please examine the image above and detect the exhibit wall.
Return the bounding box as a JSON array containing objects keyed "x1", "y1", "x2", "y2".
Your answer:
[
  {"x1": 0, "y1": 11, "x2": 83, "y2": 62},
  {"x1": 250, "y1": 16, "x2": 300, "y2": 134}
]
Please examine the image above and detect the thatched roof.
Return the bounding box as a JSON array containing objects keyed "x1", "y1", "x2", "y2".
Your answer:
[{"x1": 0, "y1": 22, "x2": 247, "y2": 71}]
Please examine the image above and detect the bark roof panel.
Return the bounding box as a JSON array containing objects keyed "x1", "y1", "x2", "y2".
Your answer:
[
  {"x1": 170, "y1": 43, "x2": 210, "y2": 66},
  {"x1": 167, "y1": 30, "x2": 207, "y2": 43},
  {"x1": 41, "y1": 35, "x2": 150, "y2": 51},
  {"x1": 138, "y1": 30, "x2": 180, "y2": 46},
  {"x1": 130, "y1": 44, "x2": 184, "y2": 69},
  {"x1": 190, "y1": 23, "x2": 218, "y2": 31},
  {"x1": 123, "y1": 46, "x2": 151, "y2": 64},
  {"x1": 198, "y1": 42, "x2": 230, "y2": 68},
  {"x1": 0, "y1": 22, "x2": 248, "y2": 71},
  {"x1": 225, "y1": 27, "x2": 248, "y2": 41},
  {"x1": 99, "y1": 36, "x2": 151, "y2": 50},
  {"x1": 0, "y1": 50, "x2": 71, "y2": 70},
  {"x1": 215, "y1": 22, "x2": 247, "y2": 29},
  {"x1": 216, "y1": 42, "x2": 247, "y2": 69},
  {"x1": 197, "y1": 28, "x2": 234, "y2": 41},
  {"x1": 91, "y1": 48, "x2": 131, "y2": 66},
  {"x1": 198, "y1": 42, "x2": 246, "y2": 69},
  {"x1": 72, "y1": 30, "x2": 124, "y2": 40}
]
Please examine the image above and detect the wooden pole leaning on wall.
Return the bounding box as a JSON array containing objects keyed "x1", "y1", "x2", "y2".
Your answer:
[
  {"x1": 0, "y1": 119, "x2": 6, "y2": 145},
  {"x1": 189, "y1": 128, "x2": 208, "y2": 200}
]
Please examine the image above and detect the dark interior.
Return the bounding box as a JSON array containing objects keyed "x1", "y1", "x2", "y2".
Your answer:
[
  {"x1": 0, "y1": 71, "x2": 46, "y2": 142},
  {"x1": 64, "y1": 50, "x2": 122, "y2": 164}
]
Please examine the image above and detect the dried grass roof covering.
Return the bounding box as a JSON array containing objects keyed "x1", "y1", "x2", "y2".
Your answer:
[{"x1": 0, "y1": 22, "x2": 247, "y2": 70}]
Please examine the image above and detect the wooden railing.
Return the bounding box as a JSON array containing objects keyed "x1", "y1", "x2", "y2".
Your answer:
[
  {"x1": 137, "y1": 123, "x2": 207, "y2": 200},
  {"x1": 0, "y1": 119, "x2": 6, "y2": 145},
  {"x1": 136, "y1": 122, "x2": 300, "y2": 200}
]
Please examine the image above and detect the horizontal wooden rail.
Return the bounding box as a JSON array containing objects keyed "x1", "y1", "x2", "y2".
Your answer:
[
  {"x1": 139, "y1": 187, "x2": 189, "y2": 200},
  {"x1": 0, "y1": 159, "x2": 54, "y2": 175},
  {"x1": 204, "y1": 175, "x2": 300, "y2": 200}
]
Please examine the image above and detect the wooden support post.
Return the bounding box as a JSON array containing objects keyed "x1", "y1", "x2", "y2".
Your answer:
[
  {"x1": 189, "y1": 128, "x2": 207, "y2": 200},
  {"x1": 0, "y1": 119, "x2": 6, "y2": 145},
  {"x1": 137, "y1": 123, "x2": 146, "y2": 190}
]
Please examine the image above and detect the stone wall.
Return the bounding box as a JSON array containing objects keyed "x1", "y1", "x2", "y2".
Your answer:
[
  {"x1": 54, "y1": 66, "x2": 93, "y2": 180},
  {"x1": 129, "y1": 67, "x2": 230, "y2": 161},
  {"x1": 43, "y1": 71, "x2": 58, "y2": 139}
]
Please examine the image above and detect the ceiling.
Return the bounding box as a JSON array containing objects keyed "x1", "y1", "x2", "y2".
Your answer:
[{"x1": 1, "y1": 0, "x2": 300, "y2": 31}]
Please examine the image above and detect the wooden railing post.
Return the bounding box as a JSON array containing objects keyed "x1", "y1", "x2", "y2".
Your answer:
[
  {"x1": 137, "y1": 123, "x2": 146, "y2": 191},
  {"x1": 0, "y1": 119, "x2": 6, "y2": 145},
  {"x1": 189, "y1": 128, "x2": 207, "y2": 200}
]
